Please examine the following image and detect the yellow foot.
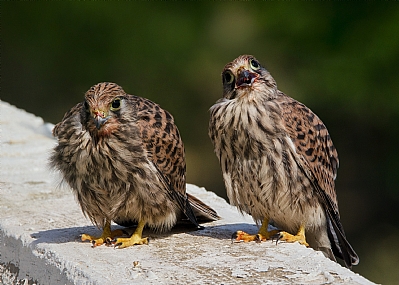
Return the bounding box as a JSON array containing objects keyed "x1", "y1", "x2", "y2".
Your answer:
[
  {"x1": 81, "y1": 221, "x2": 125, "y2": 247},
  {"x1": 112, "y1": 219, "x2": 148, "y2": 249},
  {"x1": 274, "y1": 231, "x2": 309, "y2": 247},
  {"x1": 114, "y1": 234, "x2": 149, "y2": 249},
  {"x1": 232, "y1": 217, "x2": 279, "y2": 243},
  {"x1": 233, "y1": 229, "x2": 279, "y2": 243},
  {"x1": 81, "y1": 229, "x2": 125, "y2": 247}
]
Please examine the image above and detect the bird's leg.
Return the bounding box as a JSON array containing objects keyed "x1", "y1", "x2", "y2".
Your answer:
[
  {"x1": 113, "y1": 219, "x2": 149, "y2": 249},
  {"x1": 233, "y1": 217, "x2": 279, "y2": 242},
  {"x1": 274, "y1": 224, "x2": 309, "y2": 247},
  {"x1": 81, "y1": 220, "x2": 125, "y2": 247}
]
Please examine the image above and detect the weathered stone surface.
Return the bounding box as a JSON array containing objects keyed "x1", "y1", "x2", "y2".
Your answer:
[{"x1": 0, "y1": 101, "x2": 374, "y2": 285}]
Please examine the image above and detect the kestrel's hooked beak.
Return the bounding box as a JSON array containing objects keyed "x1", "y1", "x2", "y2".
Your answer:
[
  {"x1": 92, "y1": 109, "x2": 109, "y2": 129},
  {"x1": 236, "y1": 68, "x2": 258, "y2": 88}
]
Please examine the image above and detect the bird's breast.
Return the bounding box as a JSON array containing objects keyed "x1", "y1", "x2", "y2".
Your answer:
[{"x1": 210, "y1": 97, "x2": 322, "y2": 230}]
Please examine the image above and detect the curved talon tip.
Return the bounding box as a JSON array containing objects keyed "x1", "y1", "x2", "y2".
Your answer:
[
  {"x1": 276, "y1": 234, "x2": 282, "y2": 246},
  {"x1": 231, "y1": 232, "x2": 238, "y2": 243},
  {"x1": 105, "y1": 237, "x2": 114, "y2": 246},
  {"x1": 270, "y1": 232, "x2": 281, "y2": 245},
  {"x1": 255, "y1": 234, "x2": 261, "y2": 243}
]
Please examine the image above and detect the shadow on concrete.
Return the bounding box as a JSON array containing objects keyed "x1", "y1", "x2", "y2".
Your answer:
[
  {"x1": 187, "y1": 222, "x2": 259, "y2": 240},
  {"x1": 30, "y1": 225, "x2": 102, "y2": 245},
  {"x1": 29, "y1": 222, "x2": 259, "y2": 246}
]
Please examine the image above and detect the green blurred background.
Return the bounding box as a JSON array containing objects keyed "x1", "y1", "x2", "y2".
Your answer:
[{"x1": 2, "y1": 2, "x2": 399, "y2": 284}]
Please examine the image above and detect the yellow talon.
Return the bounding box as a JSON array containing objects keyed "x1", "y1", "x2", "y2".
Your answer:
[
  {"x1": 276, "y1": 224, "x2": 309, "y2": 247},
  {"x1": 234, "y1": 217, "x2": 279, "y2": 242},
  {"x1": 114, "y1": 219, "x2": 149, "y2": 249},
  {"x1": 81, "y1": 220, "x2": 124, "y2": 247}
]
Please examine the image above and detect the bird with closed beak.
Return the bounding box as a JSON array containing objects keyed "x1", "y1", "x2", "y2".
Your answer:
[{"x1": 51, "y1": 82, "x2": 219, "y2": 248}]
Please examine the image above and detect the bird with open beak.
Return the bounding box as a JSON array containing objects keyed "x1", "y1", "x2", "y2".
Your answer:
[{"x1": 209, "y1": 55, "x2": 358, "y2": 268}]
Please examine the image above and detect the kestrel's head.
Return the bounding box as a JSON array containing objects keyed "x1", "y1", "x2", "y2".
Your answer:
[
  {"x1": 221, "y1": 55, "x2": 277, "y2": 100},
  {"x1": 83, "y1": 82, "x2": 128, "y2": 136}
]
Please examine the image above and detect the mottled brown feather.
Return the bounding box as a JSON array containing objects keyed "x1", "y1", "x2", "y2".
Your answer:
[
  {"x1": 209, "y1": 55, "x2": 358, "y2": 268},
  {"x1": 135, "y1": 97, "x2": 186, "y2": 196},
  {"x1": 50, "y1": 82, "x2": 218, "y2": 235},
  {"x1": 278, "y1": 95, "x2": 339, "y2": 212}
]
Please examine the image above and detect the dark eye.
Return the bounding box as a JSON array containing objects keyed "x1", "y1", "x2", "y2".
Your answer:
[
  {"x1": 223, "y1": 71, "x2": 234, "y2": 84},
  {"x1": 249, "y1": 58, "x2": 260, "y2": 70},
  {"x1": 110, "y1": 98, "x2": 121, "y2": 111}
]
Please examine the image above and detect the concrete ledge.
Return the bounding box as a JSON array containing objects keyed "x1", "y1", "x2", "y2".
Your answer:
[{"x1": 0, "y1": 101, "x2": 374, "y2": 285}]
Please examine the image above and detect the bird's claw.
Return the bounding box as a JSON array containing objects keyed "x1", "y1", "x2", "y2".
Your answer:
[
  {"x1": 231, "y1": 230, "x2": 259, "y2": 243},
  {"x1": 271, "y1": 231, "x2": 309, "y2": 247},
  {"x1": 271, "y1": 232, "x2": 283, "y2": 245},
  {"x1": 232, "y1": 229, "x2": 280, "y2": 244},
  {"x1": 231, "y1": 231, "x2": 254, "y2": 243},
  {"x1": 81, "y1": 233, "x2": 105, "y2": 248},
  {"x1": 113, "y1": 236, "x2": 150, "y2": 249},
  {"x1": 81, "y1": 228, "x2": 126, "y2": 248},
  {"x1": 231, "y1": 232, "x2": 238, "y2": 243},
  {"x1": 113, "y1": 240, "x2": 122, "y2": 249},
  {"x1": 105, "y1": 237, "x2": 115, "y2": 246}
]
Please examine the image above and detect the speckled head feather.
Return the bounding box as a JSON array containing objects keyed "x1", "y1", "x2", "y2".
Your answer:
[
  {"x1": 221, "y1": 55, "x2": 278, "y2": 101},
  {"x1": 209, "y1": 55, "x2": 358, "y2": 268}
]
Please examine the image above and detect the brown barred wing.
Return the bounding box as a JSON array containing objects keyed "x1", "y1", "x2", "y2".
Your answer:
[
  {"x1": 132, "y1": 95, "x2": 200, "y2": 227},
  {"x1": 279, "y1": 94, "x2": 359, "y2": 268}
]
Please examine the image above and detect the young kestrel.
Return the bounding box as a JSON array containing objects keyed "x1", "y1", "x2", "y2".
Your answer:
[
  {"x1": 209, "y1": 55, "x2": 359, "y2": 268},
  {"x1": 50, "y1": 82, "x2": 218, "y2": 248}
]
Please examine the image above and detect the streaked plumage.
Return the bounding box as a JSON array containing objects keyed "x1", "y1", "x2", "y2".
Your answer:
[
  {"x1": 50, "y1": 82, "x2": 218, "y2": 248},
  {"x1": 209, "y1": 55, "x2": 358, "y2": 268}
]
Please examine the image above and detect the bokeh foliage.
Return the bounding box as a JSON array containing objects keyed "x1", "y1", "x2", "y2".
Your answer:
[{"x1": 2, "y1": 2, "x2": 399, "y2": 284}]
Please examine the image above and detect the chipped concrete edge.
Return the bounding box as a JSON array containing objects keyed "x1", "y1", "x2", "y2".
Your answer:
[{"x1": 0, "y1": 231, "x2": 73, "y2": 285}]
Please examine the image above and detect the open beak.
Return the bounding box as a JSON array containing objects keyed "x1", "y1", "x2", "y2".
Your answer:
[
  {"x1": 236, "y1": 69, "x2": 258, "y2": 88},
  {"x1": 92, "y1": 110, "x2": 109, "y2": 130}
]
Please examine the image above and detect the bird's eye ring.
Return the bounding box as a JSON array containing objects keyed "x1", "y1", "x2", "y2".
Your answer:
[
  {"x1": 223, "y1": 71, "x2": 234, "y2": 85},
  {"x1": 249, "y1": 58, "x2": 260, "y2": 70},
  {"x1": 110, "y1": 98, "x2": 121, "y2": 111}
]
